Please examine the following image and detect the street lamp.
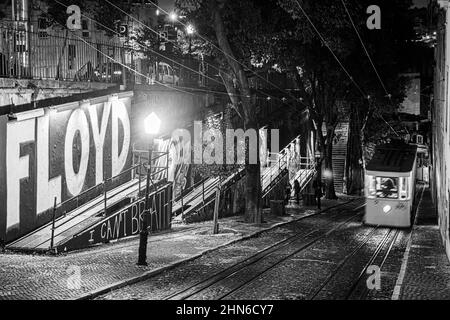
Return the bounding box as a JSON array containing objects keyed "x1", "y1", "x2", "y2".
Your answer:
[
  {"x1": 169, "y1": 12, "x2": 178, "y2": 22},
  {"x1": 137, "y1": 112, "x2": 162, "y2": 266},
  {"x1": 186, "y1": 24, "x2": 195, "y2": 55}
]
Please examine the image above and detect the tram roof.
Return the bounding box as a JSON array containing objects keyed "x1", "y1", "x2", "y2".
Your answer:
[{"x1": 366, "y1": 143, "x2": 418, "y2": 173}]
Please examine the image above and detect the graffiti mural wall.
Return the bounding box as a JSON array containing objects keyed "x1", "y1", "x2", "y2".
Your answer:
[
  {"x1": 152, "y1": 131, "x2": 192, "y2": 199},
  {"x1": 0, "y1": 92, "x2": 133, "y2": 242}
]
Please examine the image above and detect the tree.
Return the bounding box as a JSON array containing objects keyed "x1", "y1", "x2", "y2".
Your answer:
[
  {"x1": 175, "y1": 0, "x2": 286, "y2": 223},
  {"x1": 340, "y1": 0, "x2": 415, "y2": 195},
  {"x1": 271, "y1": 0, "x2": 359, "y2": 199},
  {"x1": 274, "y1": 0, "x2": 413, "y2": 198}
]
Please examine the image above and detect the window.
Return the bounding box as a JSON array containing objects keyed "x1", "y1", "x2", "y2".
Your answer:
[
  {"x1": 368, "y1": 176, "x2": 376, "y2": 198},
  {"x1": 68, "y1": 44, "x2": 76, "y2": 70},
  {"x1": 82, "y1": 20, "x2": 89, "y2": 38},
  {"x1": 416, "y1": 135, "x2": 423, "y2": 144},
  {"x1": 14, "y1": 31, "x2": 26, "y2": 52},
  {"x1": 400, "y1": 177, "x2": 408, "y2": 199},
  {"x1": 107, "y1": 46, "x2": 115, "y2": 58},
  {"x1": 96, "y1": 44, "x2": 102, "y2": 63},
  {"x1": 375, "y1": 177, "x2": 398, "y2": 199},
  {"x1": 38, "y1": 17, "x2": 48, "y2": 38}
]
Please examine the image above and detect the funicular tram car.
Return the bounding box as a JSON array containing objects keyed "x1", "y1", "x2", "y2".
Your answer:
[{"x1": 364, "y1": 142, "x2": 418, "y2": 228}]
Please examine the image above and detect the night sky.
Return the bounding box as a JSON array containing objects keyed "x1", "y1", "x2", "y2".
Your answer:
[{"x1": 159, "y1": 0, "x2": 429, "y2": 10}]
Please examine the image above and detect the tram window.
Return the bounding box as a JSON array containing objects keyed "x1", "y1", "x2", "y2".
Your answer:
[
  {"x1": 375, "y1": 177, "x2": 398, "y2": 199},
  {"x1": 368, "y1": 176, "x2": 376, "y2": 198},
  {"x1": 400, "y1": 177, "x2": 408, "y2": 199}
]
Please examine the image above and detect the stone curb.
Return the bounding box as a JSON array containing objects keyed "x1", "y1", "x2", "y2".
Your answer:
[{"x1": 76, "y1": 199, "x2": 357, "y2": 300}]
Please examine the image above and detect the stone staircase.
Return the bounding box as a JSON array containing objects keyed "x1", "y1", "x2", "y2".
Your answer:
[{"x1": 332, "y1": 122, "x2": 349, "y2": 194}]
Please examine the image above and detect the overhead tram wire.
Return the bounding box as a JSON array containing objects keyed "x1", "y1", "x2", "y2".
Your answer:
[
  {"x1": 340, "y1": 0, "x2": 390, "y2": 97},
  {"x1": 50, "y1": 0, "x2": 267, "y2": 101},
  {"x1": 340, "y1": 0, "x2": 402, "y2": 137},
  {"x1": 37, "y1": 5, "x2": 202, "y2": 98},
  {"x1": 294, "y1": 0, "x2": 400, "y2": 137},
  {"x1": 293, "y1": 0, "x2": 367, "y2": 99},
  {"x1": 61, "y1": 0, "x2": 296, "y2": 105},
  {"x1": 105, "y1": 0, "x2": 305, "y2": 106},
  {"x1": 144, "y1": 0, "x2": 302, "y2": 103},
  {"x1": 47, "y1": 1, "x2": 283, "y2": 104},
  {"x1": 99, "y1": 0, "x2": 300, "y2": 105}
]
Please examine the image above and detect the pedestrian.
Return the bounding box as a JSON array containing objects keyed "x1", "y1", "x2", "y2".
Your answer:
[
  {"x1": 285, "y1": 182, "x2": 292, "y2": 205},
  {"x1": 294, "y1": 180, "x2": 301, "y2": 204},
  {"x1": 313, "y1": 177, "x2": 323, "y2": 210}
]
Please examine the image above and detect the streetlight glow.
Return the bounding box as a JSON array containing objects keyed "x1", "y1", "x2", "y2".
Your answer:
[
  {"x1": 169, "y1": 12, "x2": 178, "y2": 21},
  {"x1": 144, "y1": 112, "x2": 161, "y2": 135}
]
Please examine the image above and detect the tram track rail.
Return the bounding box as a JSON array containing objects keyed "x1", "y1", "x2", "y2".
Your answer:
[
  {"x1": 307, "y1": 225, "x2": 384, "y2": 300},
  {"x1": 163, "y1": 200, "x2": 366, "y2": 300},
  {"x1": 306, "y1": 226, "x2": 401, "y2": 300},
  {"x1": 74, "y1": 199, "x2": 359, "y2": 258},
  {"x1": 344, "y1": 228, "x2": 401, "y2": 300},
  {"x1": 309, "y1": 185, "x2": 425, "y2": 300}
]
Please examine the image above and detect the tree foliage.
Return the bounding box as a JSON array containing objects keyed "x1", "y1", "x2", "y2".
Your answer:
[
  {"x1": 273, "y1": 0, "x2": 415, "y2": 197},
  {"x1": 175, "y1": 0, "x2": 290, "y2": 222}
]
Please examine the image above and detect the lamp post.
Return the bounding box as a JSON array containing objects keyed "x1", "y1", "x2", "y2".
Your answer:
[
  {"x1": 137, "y1": 112, "x2": 162, "y2": 266},
  {"x1": 186, "y1": 24, "x2": 195, "y2": 55}
]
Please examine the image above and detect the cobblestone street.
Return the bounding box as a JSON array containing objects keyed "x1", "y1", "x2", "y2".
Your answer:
[
  {"x1": 0, "y1": 198, "x2": 343, "y2": 300},
  {"x1": 95, "y1": 187, "x2": 450, "y2": 300},
  {"x1": 2, "y1": 189, "x2": 450, "y2": 300},
  {"x1": 96, "y1": 198, "x2": 407, "y2": 300}
]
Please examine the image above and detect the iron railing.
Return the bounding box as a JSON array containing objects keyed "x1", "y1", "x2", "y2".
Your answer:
[
  {"x1": 0, "y1": 23, "x2": 295, "y2": 93},
  {"x1": 46, "y1": 151, "x2": 169, "y2": 250},
  {"x1": 0, "y1": 23, "x2": 126, "y2": 82}
]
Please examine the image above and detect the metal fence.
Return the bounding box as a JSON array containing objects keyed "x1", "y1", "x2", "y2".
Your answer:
[
  {"x1": 0, "y1": 23, "x2": 126, "y2": 83},
  {"x1": 0, "y1": 23, "x2": 294, "y2": 92}
]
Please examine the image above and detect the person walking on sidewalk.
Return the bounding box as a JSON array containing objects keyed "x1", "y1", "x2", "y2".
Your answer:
[
  {"x1": 313, "y1": 177, "x2": 323, "y2": 210},
  {"x1": 294, "y1": 180, "x2": 301, "y2": 204},
  {"x1": 285, "y1": 182, "x2": 292, "y2": 205}
]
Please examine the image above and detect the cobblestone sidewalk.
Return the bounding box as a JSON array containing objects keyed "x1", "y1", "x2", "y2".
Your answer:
[
  {"x1": 0, "y1": 197, "x2": 354, "y2": 300},
  {"x1": 395, "y1": 187, "x2": 450, "y2": 300}
]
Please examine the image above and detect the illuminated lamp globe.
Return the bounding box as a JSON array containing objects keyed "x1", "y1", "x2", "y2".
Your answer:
[
  {"x1": 169, "y1": 12, "x2": 178, "y2": 21},
  {"x1": 144, "y1": 112, "x2": 161, "y2": 135}
]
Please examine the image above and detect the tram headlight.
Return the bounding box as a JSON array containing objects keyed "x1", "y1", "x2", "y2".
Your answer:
[{"x1": 383, "y1": 205, "x2": 392, "y2": 214}]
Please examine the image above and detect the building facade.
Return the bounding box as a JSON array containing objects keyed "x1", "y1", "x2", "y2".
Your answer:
[{"x1": 432, "y1": 0, "x2": 450, "y2": 260}]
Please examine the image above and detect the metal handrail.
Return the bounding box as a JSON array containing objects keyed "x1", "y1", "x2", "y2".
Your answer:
[
  {"x1": 46, "y1": 168, "x2": 166, "y2": 250},
  {"x1": 174, "y1": 177, "x2": 209, "y2": 202},
  {"x1": 55, "y1": 163, "x2": 140, "y2": 213},
  {"x1": 46, "y1": 152, "x2": 169, "y2": 249},
  {"x1": 173, "y1": 177, "x2": 220, "y2": 211},
  {"x1": 190, "y1": 169, "x2": 247, "y2": 216},
  {"x1": 65, "y1": 182, "x2": 172, "y2": 243},
  {"x1": 177, "y1": 136, "x2": 303, "y2": 218}
]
